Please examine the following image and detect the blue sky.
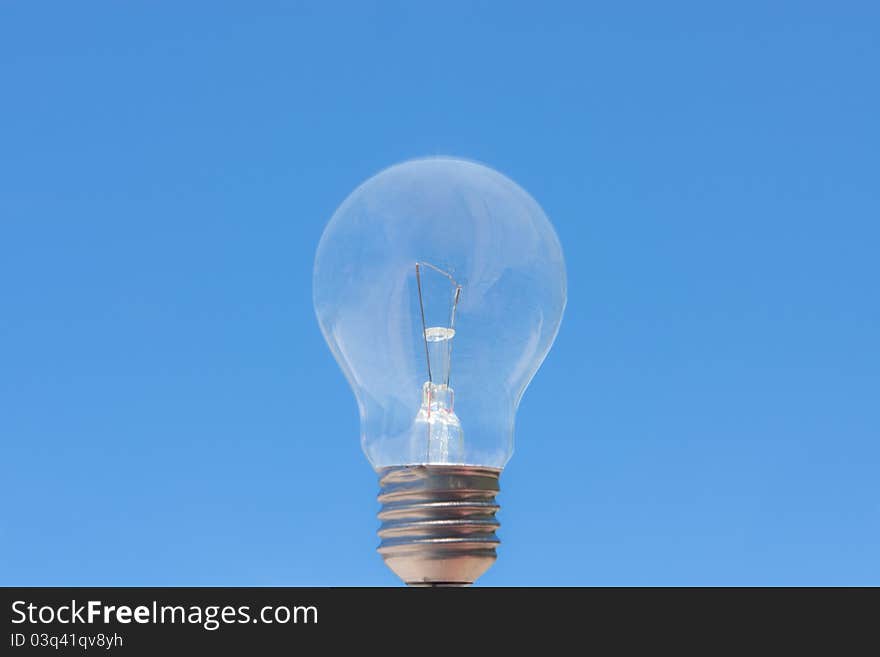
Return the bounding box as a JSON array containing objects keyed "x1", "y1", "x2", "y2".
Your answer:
[{"x1": 1, "y1": 3, "x2": 878, "y2": 585}]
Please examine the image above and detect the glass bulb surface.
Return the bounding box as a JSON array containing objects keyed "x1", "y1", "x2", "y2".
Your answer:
[{"x1": 314, "y1": 157, "x2": 566, "y2": 469}]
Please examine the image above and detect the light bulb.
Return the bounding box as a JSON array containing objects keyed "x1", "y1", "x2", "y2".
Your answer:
[{"x1": 313, "y1": 157, "x2": 566, "y2": 585}]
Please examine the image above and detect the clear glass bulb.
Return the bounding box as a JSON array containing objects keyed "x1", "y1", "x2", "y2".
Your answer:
[
  {"x1": 314, "y1": 157, "x2": 566, "y2": 469},
  {"x1": 313, "y1": 157, "x2": 566, "y2": 584}
]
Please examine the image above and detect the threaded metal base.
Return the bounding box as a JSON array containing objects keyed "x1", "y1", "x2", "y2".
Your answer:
[{"x1": 377, "y1": 464, "x2": 501, "y2": 586}]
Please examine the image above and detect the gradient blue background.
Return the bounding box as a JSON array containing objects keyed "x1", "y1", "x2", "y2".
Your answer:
[{"x1": 2, "y1": 3, "x2": 878, "y2": 586}]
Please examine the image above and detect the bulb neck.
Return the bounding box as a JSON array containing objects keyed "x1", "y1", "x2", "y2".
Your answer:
[{"x1": 376, "y1": 464, "x2": 501, "y2": 586}]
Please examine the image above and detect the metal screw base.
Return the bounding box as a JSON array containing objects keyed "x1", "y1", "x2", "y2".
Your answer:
[{"x1": 377, "y1": 464, "x2": 501, "y2": 586}]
